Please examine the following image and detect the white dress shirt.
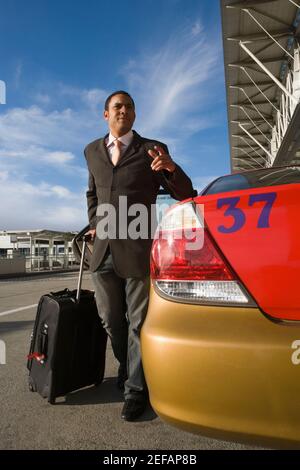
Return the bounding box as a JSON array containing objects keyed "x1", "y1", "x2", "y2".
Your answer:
[{"x1": 105, "y1": 130, "x2": 134, "y2": 161}]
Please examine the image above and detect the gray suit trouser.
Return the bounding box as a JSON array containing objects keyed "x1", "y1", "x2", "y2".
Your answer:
[{"x1": 92, "y1": 250, "x2": 150, "y2": 401}]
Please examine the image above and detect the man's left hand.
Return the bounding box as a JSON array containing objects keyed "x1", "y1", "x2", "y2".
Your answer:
[{"x1": 148, "y1": 145, "x2": 176, "y2": 173}]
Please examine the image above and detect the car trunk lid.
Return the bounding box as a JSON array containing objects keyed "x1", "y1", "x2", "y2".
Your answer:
[{"x1": 196, "y1": 182, "x2": 300, "y2": 321}]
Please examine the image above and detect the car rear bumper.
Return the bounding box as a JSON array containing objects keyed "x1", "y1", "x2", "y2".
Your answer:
[{"x1": 141, "y1": 285, "x2": 300, "y2": 446}]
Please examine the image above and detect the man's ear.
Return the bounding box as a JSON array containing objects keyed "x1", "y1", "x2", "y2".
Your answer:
[{"x1": 103, "y1": 110, "x2": 108, "y2": 121}]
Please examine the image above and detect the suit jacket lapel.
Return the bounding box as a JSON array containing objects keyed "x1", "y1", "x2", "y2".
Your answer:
[
  {"x1": 96, "y1": 135, "x2": 113, "y2": 166},
  {"x1": 119, "y1": 131, "x2": 143, "y2": 166}
]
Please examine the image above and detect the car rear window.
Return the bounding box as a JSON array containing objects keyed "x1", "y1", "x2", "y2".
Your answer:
[{"x1": 203, "y1": 166, "x2": 300, "y2": 195}]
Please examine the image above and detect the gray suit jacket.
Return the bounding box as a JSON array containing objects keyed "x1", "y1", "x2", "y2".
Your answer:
[{"x1": 84, "y1": 130, "x2": 195, "y2": 277}]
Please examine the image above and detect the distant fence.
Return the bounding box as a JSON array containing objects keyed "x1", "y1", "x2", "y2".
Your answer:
[{"x1": 0, "y1": 254, "x2": 79, "y2": 274}]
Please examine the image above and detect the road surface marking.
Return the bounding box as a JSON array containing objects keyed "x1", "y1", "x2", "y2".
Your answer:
[{"x1": 0, "y1": 304, "x2": 38, "y2": 317}]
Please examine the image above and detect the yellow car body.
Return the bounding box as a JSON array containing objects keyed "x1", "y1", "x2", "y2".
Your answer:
[
  {"x1": 141, "y1": 168, "x2": 300, "y2": 447},
  {"x1": 141, "y1": 286, "x2": 300, "y2": 447}
]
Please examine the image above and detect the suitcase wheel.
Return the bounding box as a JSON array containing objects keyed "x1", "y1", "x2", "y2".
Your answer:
[{"x1": 48, "y1": 397, "x2": 56, "y2": 405}]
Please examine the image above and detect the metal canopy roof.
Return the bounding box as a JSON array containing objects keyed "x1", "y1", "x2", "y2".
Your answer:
[{"x1": 221, "y1": 0, "x2": 300, "y2": 172}]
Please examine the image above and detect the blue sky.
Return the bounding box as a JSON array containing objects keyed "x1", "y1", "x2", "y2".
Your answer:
[{"x1": 0, "y1": 0, "x2": 230, "y2": 231}]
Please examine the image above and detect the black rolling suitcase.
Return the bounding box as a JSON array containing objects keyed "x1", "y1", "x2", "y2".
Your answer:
[{"x1": 27, "y1": 236, "x2": 107, "y2": 404}]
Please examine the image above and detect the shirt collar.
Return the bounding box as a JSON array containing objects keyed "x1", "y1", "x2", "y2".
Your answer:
[{"x1": 106, "y1": 130, "x2": 134, "y2": 148}]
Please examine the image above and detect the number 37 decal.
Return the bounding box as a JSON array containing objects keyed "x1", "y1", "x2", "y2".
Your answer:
[{"x1": 217, "y1": 192, "x2": 277, "y2": 234}]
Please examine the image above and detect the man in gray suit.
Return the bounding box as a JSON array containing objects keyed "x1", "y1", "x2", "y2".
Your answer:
[{"x1": 85, "y1": 91, "x2": 195, "y2": 421}]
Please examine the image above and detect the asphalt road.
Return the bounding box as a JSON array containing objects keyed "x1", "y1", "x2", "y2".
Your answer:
[{"x1": 0, "y1": 272, "x2": 265, "y2": 450}]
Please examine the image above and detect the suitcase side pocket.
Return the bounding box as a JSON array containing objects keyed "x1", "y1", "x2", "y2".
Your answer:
[{"x1": 27, "y1": 296, "x2": 45, "y2": 371}]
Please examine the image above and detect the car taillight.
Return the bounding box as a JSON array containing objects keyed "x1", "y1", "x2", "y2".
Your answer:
[{"x1": 151, "y1": 202, "x2": 255, "y2": 306}]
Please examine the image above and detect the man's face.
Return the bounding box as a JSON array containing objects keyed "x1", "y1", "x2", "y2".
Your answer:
[{"x1": 104, "y1": 94, "x2": 136, "y2": 137}]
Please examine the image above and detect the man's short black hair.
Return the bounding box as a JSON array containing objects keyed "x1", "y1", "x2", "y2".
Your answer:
[{"x1": 104, "y1": 90, "x2": 135, "y2": 111}]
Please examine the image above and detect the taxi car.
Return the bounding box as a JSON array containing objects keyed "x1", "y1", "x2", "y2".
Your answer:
[{"x1": 141, "y1": 165, "x2": 300, "y2": 446}]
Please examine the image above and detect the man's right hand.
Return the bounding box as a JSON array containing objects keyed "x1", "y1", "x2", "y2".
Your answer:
[{"x1": 85, "y1": 229, "x2": 96, "y2": 241}]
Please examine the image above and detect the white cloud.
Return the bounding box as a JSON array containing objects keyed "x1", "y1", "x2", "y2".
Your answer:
[
  {"x1": 0, "y1": 171, "x2": 8, "y2": 181},
  {"x1": 58, "y1": 83, "x2": 108, "y2": 113},
  {"x1": 0, "y1": 90, "x2": 107, "y2": 189},
  {"x1": 0, "y1": 89, "x2": 101, "y2": 229},
  {"x1": 44, "y1": 151, "x2": 75, "y2": 165},
  {"x1": 191, "y1": 21, "x2": 203, "y2": 37},
  {"x1": 81, "y1": 88, "x2": 108, "y2": 112},
  {"x1": 0, "y1": 147, "x2": 75, "y2": 165},
  {"x1": 0, "y1": 178, "x2": 87, "y2": 231},
  {"x1": 0, "y1": 105, "x2": 89, "y2": 149},
  {"x1": 123, "y1": 22, "x2": 221, "y2": 143},
  {"x1": 51, "y1": 185, "x2": 73, "y2": 198},
  {"x1": 0, "y1": 81, "x2": 108, "y2": 158},
  {"x1": 35, "y1": 93, "x2": 51, "y2": 105}
]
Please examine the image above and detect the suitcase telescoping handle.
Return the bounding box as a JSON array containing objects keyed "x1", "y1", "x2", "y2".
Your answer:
[{"x1": 76, "y1": 234, "x2": 90, "y2": 303}]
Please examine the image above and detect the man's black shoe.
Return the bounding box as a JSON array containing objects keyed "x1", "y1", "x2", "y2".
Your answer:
[{"x1": 121, "y1": 399, "x2": 147, "y2": 421}]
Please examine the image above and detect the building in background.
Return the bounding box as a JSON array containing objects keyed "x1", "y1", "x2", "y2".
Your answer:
[
  {"x1": 0, "y1": 229, "x2": 77, "y2": 275},
  {"x1": 221, "y1": 0, "x2": 300, "y2": 172}
]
